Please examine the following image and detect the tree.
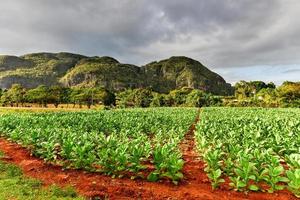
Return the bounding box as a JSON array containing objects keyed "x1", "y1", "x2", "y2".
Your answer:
[
  {"x1": 168, "y1": 87, "x2": 193, "y2": 106},
  {"x1": 150, "y1": 93, "x2": 166, "y2": 107},
  {"x1": 60, "y1": 87, "x2": 72, "y2": 106},
  {"x1": 25, "y1": 85, "x2": 49, "y2": 107},
  {"x1": 4, "y1": 84, "x2": 26, "y2": 107},
  {"x1": 93, "y1": 88, "x2": 115, "y2": 106},
  {"x1": 133, "y1": 88, "x2": 153, "y2": 107},
  {"x1": 235, "y1": 81, "x2": 275, "y2": 99},
  {"x1": 116, "y1": 89, "x2": 134, "y2": 108},
  {"x1": 69, "y1": 87, "x2": 115, "y2": 108},
  {"x1": 235, "y1": 81, "x2": 252, "y2": 99},
  {"x1": 0, "y1": 90, "x2": 12, "y2": 107},
  {"x1": 267, "y1": 82, "x2": 276, "y2": 89},
  {"x1": 48, "y1": 86, "x2": 71, "y2": 108},
  {"x1": 70, "y1": 88, "x2": 83, "y2": 108},
  {"x1": 48, "y1": 86, "x2": 63, "y2": 108},
  {"x1": 205, "y1": 94, "x2": 222, "y2": 106},
  {"x1": 256, "y1": 88, "x2": 277, "y2": 107},
  {"x1": 185, "y1": 89, "x2": 206, "y2": 107},
  {"x1": 249, "y1": 81, "x2": 268, "y2": 95},
  {"x1": 116, "y1": 88, "x2": 153, "y2": 108},
  {"x1": 70, "y1": 88, "x2": 93, "y2": 108},
  {"x1": 276, "y1": 82, "x2": 300, "y2": 107}
]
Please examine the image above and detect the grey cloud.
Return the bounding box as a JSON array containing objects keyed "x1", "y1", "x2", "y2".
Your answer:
[
  {"x1": 283, "y1": 69, "x2": 300, "y2": 74},
  {"x1": 0, "y1": 0, "x2": 300, "y2": 82}
]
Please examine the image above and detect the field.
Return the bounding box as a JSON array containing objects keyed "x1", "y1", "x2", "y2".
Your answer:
[
  {"x1": 0, "y1": 107, "x2": 299, "y2": 199},
  {"x1": 0, "y1": 108, "x2": 197, "y2": 183},
  {"x1": 196, "y1": 108, "x2": 300, "y2": 197}
]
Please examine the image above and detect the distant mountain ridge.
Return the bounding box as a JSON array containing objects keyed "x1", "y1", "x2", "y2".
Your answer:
[{"x1": 0, "y1": 52, "x2": 233, "y2": 95}]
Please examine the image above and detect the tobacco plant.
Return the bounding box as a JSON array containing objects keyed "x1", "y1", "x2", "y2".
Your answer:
[
  {"x1": 195, "y1": 107, "x2": 300, "y2": 197},
  {"x1": 0, "y1": 108, "x2": 197, "y2": 183}
]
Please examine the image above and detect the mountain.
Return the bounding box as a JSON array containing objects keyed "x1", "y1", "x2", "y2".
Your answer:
[
  {"x1": 0, "y1": 52, "x2": 233, "y2": 95},
  {"x1": 0, "y1": 52, "x2": 86, "y2": 89},
  {"x1": 60, "y1": 56, "x2": 144, "y2": 90},
  {"x1": 142, "y1": 56, "x2": 232, "y2": 95}
]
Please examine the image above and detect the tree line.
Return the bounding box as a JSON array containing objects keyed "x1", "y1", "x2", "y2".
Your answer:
[
  {"x1": 0, "y1": 84, "x2": 222, "y2": 108},
  {"x1": 231, "y1": 81, "x2": 300, "y2": 107},
  {"x1": 0, "y1": 81, "x2": 299, "y2": 108},
  {"x1": 117, "y1": 87, "x2": 222, "y2": 108},
  {"x1": 0, "y1": 84, "x2": 115, "y2": 108}
]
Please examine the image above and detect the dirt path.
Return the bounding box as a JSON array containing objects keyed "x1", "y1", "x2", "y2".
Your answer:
[
  {"x1": 180, "y1": 109, "x2": 209, "y2": 186},
  {"x1": 0, "y1": 111, "x2": 297, "y2": 200}
]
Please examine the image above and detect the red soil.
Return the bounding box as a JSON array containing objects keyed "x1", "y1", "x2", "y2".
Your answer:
[{"x1": 0, "y1": 112, "x2": 297, "y2": 199}]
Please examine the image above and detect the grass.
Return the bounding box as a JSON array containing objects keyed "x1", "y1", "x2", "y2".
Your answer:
[
  {"x1": 0, "y1": 151, "x2": 84, "y2": 200},
  {"x1": 0, "y1": 104, "x2": 104, "y2": 114}
]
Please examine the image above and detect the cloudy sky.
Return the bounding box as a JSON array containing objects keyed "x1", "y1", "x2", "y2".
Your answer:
[{"x1": 0, "y1": 0, "x2": 300, "y2": 84}]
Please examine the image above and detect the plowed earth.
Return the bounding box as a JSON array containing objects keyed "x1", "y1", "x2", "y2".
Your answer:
[{"x1": 0, "y1": 111, "x2": 297, "y2": 200}]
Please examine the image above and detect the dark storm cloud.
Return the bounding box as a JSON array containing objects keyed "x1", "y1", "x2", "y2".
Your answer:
[{"x1": 0, "y1": 0, "x2": 300, "y2": 81}]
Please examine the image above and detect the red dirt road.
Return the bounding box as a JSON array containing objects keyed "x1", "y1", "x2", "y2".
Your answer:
[{"x1": 0, "y1": 112, "x2": 297, "y2": 200}]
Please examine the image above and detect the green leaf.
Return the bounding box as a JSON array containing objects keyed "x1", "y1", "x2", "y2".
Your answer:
[
  {"x1": 275, "y1": 185, "x2": 285, "y2": 191},
  {"x1": 218, "y1": 178, "x2": 225, "y2": 183},
  {"x1": 215, "y1": 169, "x2": 222, "y2": 178},
  {"x1": 249, "y1": 175, "x2": 256, "y2": 180},
  {"x1": 249, "y1": 184, "x2": 259, "y2": 191},
  {"x1": 147, "y1": 172, "x2": 159, "y2": 182},
  {"x1": 273, "y1": 166, "x2": 284, "y2": 176},
  {"x1": 279, "y1": 177, "x2": 289, "y2": 183},
  {"x1": 175, "y1": 172, "x2": 184, "y2": 180},
  {"x1": 237, "y1": 180, "x2": 247, "y2": 188}
]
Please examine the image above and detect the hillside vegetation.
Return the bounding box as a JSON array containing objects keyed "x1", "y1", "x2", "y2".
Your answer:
[
  {"x1": 142, "y1": 56, "x2": 231, "y2": 94},
  {"x1": 0, "y1": 53, "x2": 85, "y2": 89},
  {"x1": 0, "y1": 52, "x2": 232, "y2": 95}
]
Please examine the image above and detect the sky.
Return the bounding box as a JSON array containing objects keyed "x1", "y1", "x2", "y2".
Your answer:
[{"x1": 0, "y1": 0, "x2": 300, "y2": 85}]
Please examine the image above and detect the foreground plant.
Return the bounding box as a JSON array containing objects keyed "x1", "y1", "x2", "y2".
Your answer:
[
  {"x1": 195, "y1": 107, "x2": 300, "y2": 197},
  {"x1": 0, "y1": 108, "x2": 198, "y2": 183},
  {"x1": 207, "y1": 169, "x2": 225, "y2": 189},
  {"x1": 286, "y1": 169, "x2": 300, "y2": 197},
  {"x1": 148, "y1": 141, "x2": 184, "y2": 184}
]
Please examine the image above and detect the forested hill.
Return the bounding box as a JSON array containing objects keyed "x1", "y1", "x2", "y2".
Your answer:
[{"x1": 0, "y1": 52, "x2": 233, "y2": 95}]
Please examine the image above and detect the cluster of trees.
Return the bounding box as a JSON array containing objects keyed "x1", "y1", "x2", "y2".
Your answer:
[
  {"x1": 234, "y1": 81, "x2": 276, "y2": 99},
  {"x1": 1, "y1": 80, "x2": 299, "y2": 109},
  {"x1": 0, "y1": 84, "x2": 116, "y2": 108},
  {"x1": 0, "y1": 84, "x2": 220, "y2": 108},
  {"x1": 231, "y1": 81, "x2": 300, "y2": 107},
  {"x1": 117, "y1": 87, "x2": 222, "y2": 108}
]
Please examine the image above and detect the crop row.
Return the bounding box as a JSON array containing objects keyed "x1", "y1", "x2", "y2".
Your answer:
[
  {"x1": 195, "y1": 107, "x2": 300, "y2": 197},
  {"x1": 0, "y1": 108, "x2": 197, "y2": 184}
]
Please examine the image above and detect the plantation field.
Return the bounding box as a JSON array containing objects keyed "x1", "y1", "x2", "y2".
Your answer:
[
  {"x1": 196, "y1": 107, "x2": 300, "y2": 197},
  {"x1": 0, "y1": 108, "x2": 197, "y2": 184},
  {"x1": 0, "y1": 107, "x2": 299, "y2": 199}
]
